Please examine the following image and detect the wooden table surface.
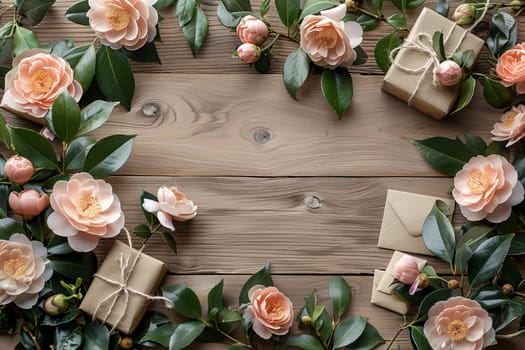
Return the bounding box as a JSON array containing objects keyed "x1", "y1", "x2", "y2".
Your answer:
[{"x1": 2, "y1": 0, "x2": 525, "y2": 349}]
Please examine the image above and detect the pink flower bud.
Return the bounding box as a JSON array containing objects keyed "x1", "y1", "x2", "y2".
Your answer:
[
  {"x1": 4, "y1": 156, "x2": 35, "y2": 185},
  {"x1": 393, "y1": 254, "x2": 420, "y2": 286},
  {"x1": 452, "y1": 4, "x2": 476, "y2": 25},
  {"x1": 44, "y1": 294, "x2": 69, "y2": 316},
  {"x1": 236, "y1": 15, "x2": 269, "y2": 45},
  {"x1": 436, "y1": 60, "x2": 463, "y2": 87},
  {"x1": 40, "y1": 126, "x2": 55, "y2": 141},
  {"x1": 9, "y1": 189, "x2": 49, "y2": 218},
  {"x1": 237, "y1": 43, "x2": 261, "y2": 64}
]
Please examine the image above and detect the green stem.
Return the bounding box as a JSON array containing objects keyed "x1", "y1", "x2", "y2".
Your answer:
[
  {"x1": 268, "y1": 27, "x2": 299, "y2": 44},
  {"x1": 261, "y1": 33, "x2": 280, "y2": 52},
  {"x1": 202, "y1": 320, "x2": 253, "y2": 349},
  {"x1": 385, "y1": 324, "x2": 409, "y2": 350},
  {"x1": 355, "y1": 7, "x2": 383, "y2": 20}
]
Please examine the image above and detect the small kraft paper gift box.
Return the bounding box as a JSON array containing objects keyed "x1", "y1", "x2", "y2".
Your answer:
[
  {"x1": 80, "y1": 240, "x2": 168, "y2": 334},
  {"x1": 382, "y1": 7, "x2": 484, "y2": 119}
]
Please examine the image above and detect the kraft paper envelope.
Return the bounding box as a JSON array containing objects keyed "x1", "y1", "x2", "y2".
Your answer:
[
  {"x1": 370, "y1": 270, "x2": 409, "y2": 315},
  {"x1": 377, "y1": 189, "x2": 455, "y2": 255},
  {"x1": 377, "y1": 250, "x2": 427, "y2": 294}
]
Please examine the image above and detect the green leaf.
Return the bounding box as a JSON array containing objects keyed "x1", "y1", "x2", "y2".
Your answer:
[
  {"x1": 0, "y1": 218, "x2": 24, "y2": 240},
  {"x1": 353, "y1": 46, "x2": 368, "y2": 66},
  {"x1": 216, "y1": 1, "x2": 240, "y2": 28},
  {"x1": 217, "y1": 309, "x2": 242, "y2": 334},
  {"x1": 0, "y1": 113, "x2": 11, "y2": 148},
  {"x1": 275, "y1": 0, "x2": 300, "y2": 28},
  {"x1": 140, "y1": 191, "x2": 157, "y2": 226},
  {"x1": 49, "y1": 252, "x2": 97, "y2": 283},
  {"x1": 468, "y1": 234, "x2": 514, "y2": 288},
  {"x1": 283, "y1": 48, "x2": 310, "y2": 99},
  {"x1": 452, "y1": 76, "x2": 476, "y2": 114},
  {"x1": 54, "y1": 325, "x2": 82, "y2": 350},
  {"x1": 66, "y1": 0, "x2": 90, "y2": 26},
  {"x1": 409, "y1": 325, "x2": 432, "y2": 350},
  {"x1": 163, "y1": 284, "x2": 203, "y2": 319},
  {"x1": 42, "y1": 308, "x2": 81, "y2": 326},
  {"x1": 414, "y1": 288, "x2": 454, "y2": 322},
  {"x1": 182, "y1": 7, "x2": 208, "y2": 57},
  {"x1": 139, "y1": 323, "x2": 176, "y2": 347},
  {"x1": 412, "y1": 137, "x2": 472, "y2": 175},
  {"x1": 473, "y1": 286, "x2": 510, "y2": 310},
  {"x1": 374, "y1": 33, "x2": 401, "y2": 73},
  {"x1": 12, "y1": 26, "x2": 40, "y2": 57},
  {"x1": 348, "y1": 322, "x2": 385, "y2": 350},
  {"x1": 169, "y1": 321, "x2": 205, "y2": 350},
  {"x1": 321, "y1": 68, "x2": 352, "y2": 119},
  {"x1": 25, "y1": 214, "x2": 46, "y2": 242},
  {"x1": 372, "y1": 0, "x2": 383, "y2": 11},
  {"x1": 493, "y1": 300, "x2": 525, "y2": 332},
  {"x1": 406, "y1": 0, "x2": 425, "y2": 9},
  {"x1": 454, "y1": 225, "x2": 493, "y2": 273},
  {"x1": 83, "y1": 134, "x2": 136, "y2": 178},
  {"x1": 208, "y1": 279, "x2": 225, "y2": 314},
  {"x1": 357, "y1": 14, "x2": 380, "y2": 31},
  {"x1": 260, "y1": 0, "x2": 270, "y2": 16},
  {"x1": 63, "y1": 44, "x2": 96, "y2": 92},
  {"x1": 434, "y1": 0, "x2": 449, "y2": 17},
  {"x1": 284, "y1": 334, "x2": 324, "y2": 350},
  {"x1": 487, "y1": 12, "x2": 517, "y2": 58},
  {"x1": 314, "y1": 307, "x2": 331, "y2": 343},
  {"x1": 299, "y1": 0, "x2": 338, "y2": 21},
  {"x1": 239, "y1": 262, "x2": 273, "y2": 304},
  {"x1": 46, "y1": 90, "x2": 81, "y2": 143},
  {"x1": 96, "y1": 46, "x2": 135, "y2": 110},
  {"x1": 47, "y1": 235, "x2": 74, "y2": 255},
  {"x1": 0, "y1": 185, "x2": 8, "y2": 218},
  {"x1": 432, "y1": 31, "x2": 445, "y2": 61},
  {"x1": 304, "y1": 290, "x2": 317, "y2": 316},
  {"x1": 121, "y1": 42, "x2": 161, "y2": 64},
  {"x1": 161, "y1": 231, "x2": 178, "y2": 255},
  {"x1": 78, "y1": 100, "x2": 118, "y2": 136},
  {"x1": 254, "y1": 50, "x2": 271, "y2": 73},
  {"x1": 82, "y1": 322, "x2": 109, "y2": 350},
  {"x1": 332, "y1": 316, "x2": 367, "y2": 349},
  {"x1": 391, "y1": 0, "x2": 406, "y2": 11},
  {"x1": 329, "y1": 276, "x2": 351, "y2": 320},
  {"x1": 482, "y1": 77, "x2": 513, "y2": 109},
  {"x1": 222, "y1": 0, "x2": 252, "y2": 12},
  {"x1": 16, "y1": 0, "x2": 55, "y2": 27},
  {"x1": 176, "y1": 0, "x2": 197, "y2": 27},
  {"x1": 462, "y1": 50, "x2": 475, "y2": 70},
  {"x1": 65, "y1": 136, "x2": 96, "y2": 171},
  {"x1": 387, "y1": 13, "x2": 406, "y2": 30},
  {"x1": 133, "y1": 224, "x2": 152, "y2": 240},
  {"x1": 422, "y1": 200, "x2": 456, "y2": 266},
  {"x1": 463, "y1": 131, "x2": 487, "y2": 155},
  {"x1": 9, "y1": 126, "x2": 59, "y2": 170},
  {"x1": 509, "y1": 235, "x2": 525, "y2": 255}
]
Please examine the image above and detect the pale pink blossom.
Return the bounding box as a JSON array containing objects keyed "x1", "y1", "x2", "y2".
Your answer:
[
  {"x1": 453, "y1": 154, "x2": 524, "y2": 223},
  {"x1": 87, "y1": 0, "x2": 158, "y2": 51},
  {"x1": 243, "y1": 285, "x2": 293, "y2": 339},
  {"x1": 393, "y1": 254, "x2": 421, "y2": 295},
  {"x1": 1, "y1": 49, "x2": 82, "y2": 120},
  {"x1": 300, "y1": 4, "x2": 363, "y2": 69},
  {"x1": 436, "y1": 60, "x2": 463, "y2": 87},
  {"x1": 424, "y1": 296, "x2": 495, "y2": 350},
  {"x1": 142, "y1": 186, "x2": 197, "y2": 231},
  {"x1": 237, "y1": 43, "x2": 260, "y2": 64},
  {"x1": 236, "y1": 15, "x2": 268, "y2": 45},
  {"x1": 0, "y1": 234, "x2": 52, "y2": 309},
  {"x1": 4, "y1": 156, "x2": 34, "y2": 185},
  {"x1": 47, "y1": 173, "x2": 125, "y2": 252},
  {"x1": 491, "y1": 104, "x2": 525, "y2": 146},
  {"x1": 8, "y1": 190, "x2": 49, "y2": 218}
]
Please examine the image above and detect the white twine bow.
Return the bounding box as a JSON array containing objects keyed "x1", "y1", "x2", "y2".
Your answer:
[{"x1": 92, "y1": 228, "x2": 174, "y2": 333}]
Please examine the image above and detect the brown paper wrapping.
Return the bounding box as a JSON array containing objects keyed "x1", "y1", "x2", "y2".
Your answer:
[
  {"x1": 382, "y1": 7, "x2": 485, "y2": 119},
  {"x1": 80, "y1": 240, "x2": 168, "y2": 334}
]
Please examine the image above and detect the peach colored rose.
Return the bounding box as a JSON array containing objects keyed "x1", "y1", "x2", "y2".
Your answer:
[
  {"x1": 0, "y1": 234, "x2": 52, "y2": 309},
  {"x1": 4, "y1": 156, "x2": 34, "y2": 185},
  {"x1": 300, "y1": 4, "x2": 363, "y2": 69},
  {"x1": 393, "y1": 254, "x2": 421, "y2": 295},
  {"x1": 47, "y1": 172, "x2": 125, "y2": 252},
  {"x1": 453, "y1": 154, "x2": 524, "y2": 223},
  {"x1": 1, "y1": 49, "x2": 82, "y2": 120},
  {"x1": 436, "y1": 60, "x2": 463, "y2": 87},
  {"x1": 8, "y1": 190, "x2": 49, "y2": 218},
  {"x1": 87, "y1": 0, "x2": 158, "y2": 51},
  {"x1": 142, "y1": 186, "x2": 197, "y2": 231},
  {"x1": 236, "y1": 15, "x2": 268, "y2": 46},
  {"x1": 496, "y1": 43, "x2": 525, "y2": 94},
  {"x1": 237, "y1": 43, "x2": 260, "y2": 64},
  {"x1": 491, "y1": 104, "x2": 525, "y2": 146},
  {"x1": 243, "y1": 285, "x2": 293, "y2": 339},
  {"x1": 424, "y1": 296, "x2": 495, "y2": 350}
]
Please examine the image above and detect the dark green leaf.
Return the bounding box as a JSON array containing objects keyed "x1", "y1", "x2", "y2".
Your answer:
[
  {"x1": 329, "y1": 276, "x2": 351, "y2": 320},
  {"x1": 498, "y1": 260, "x2": 523, "y2": 288},
  {"x1": 55, "y1": 325, "x2": 82, "y2": 350},
  {"x1": 222, "y1": 0, "x2": 252, "y2": 12},
  {"x1": 349, "y1": 321, "x2": 385, "y2": 350},
  {"x1": 47, "y1": 235, "x2": 74, "y2": 255},
  {"x1": 283, "y1": 48, "x2": 310, "y2": 99},
  {"x1": 453, "y1": 76, "x2": 476, "y2": 114},
  {"x1": 372, "y1": 0, "x2": 383, "y2": 11},
  {"x1": 406, "y1": 0, "x2": 425, "y2": 9},
  {"x1": 133, "y1": 224, "x2": 152, "y2": 240},
  {"x1": 357, "y1": 14, "x2": 380, "y2": 31},
  {"x1": 486, "y1": 140, "x2": 508, "y2": 157},
  {"x1": 260, "y1": 0, "x2": 270, "y2": 16},
  {"x1": 387, "y1": 13, "x2": 406, "y2": 30},
  {"x1": 83, "y1": 134, "x2": 136, "y2": 178},
  {"x1": 284, "y1": 334, "x2": 324, "y2": 350},
  {"x1": 216, "y1": 1, "x2": 240, "y2": 28},
  {"x1": 469, "y1": 234, "x2": 514, "y2": 288},
  {"x1": 82, "y1": 322, "x2": 109, "y2": 350},
  {"x1": 182, "y1": 7, "x2": 208, "y2": 57},
  {"x1": 46, "y1": 90, "x2": 81, "y2": 143},
  {"x1": 410, "y1": 325, "x2": 432, "y2": 350},
  {"x1": 509, "y1": 234, "x2": 525, "y2": 255},
  {"x1": 208, "y1": 279, "x2": 225, "y2": 314},
  {"x1": 353, "y1": 46, "x2": 368, "y2": 66},
  {"x1": 454, "y1": 225, "x2": 493, "y2": 273},
  {"x1": 63, "y1": 44, "x2": 96, "y2": 92},
  {"x1": 486, "y1": 12, "x2": 517, "y2": 58},
  {"x1": 49, "y1": 252, "x2": 97, "y2": 283},
  {"x1": 432, "y1": 31, "x2": 445, "y2": 61},
  {"x1": 0, "y1": 113, "x2": 10, "y2": 148},
  {"x1": 374, "y1": 33, "x2": 401, "y2": 73},
  {"x1": 9, "y1": 126, "x2": 59, "y2": 170},
  {"x1": 275, "y1": 0, "x2": 300, "y2": 28},
  {"x1": 65, "y1": 0, "x2": 90, "y2": 26},
  {"x1": 161, "y1": 231, "x2": 177, "y2": 255},
  {"x1": 493, "y1": 300, "x2": 525, "y2": 332},
  {"x1": 25, "y1": 214, "x2": 46, "y2": 242},
  {"x1": 321, "y1": 68, "x2": 352, "y2": 119},
  {"x1": 462, "y1": 50, "x2": 475, "y2": 70},
  {"x1": 139, "y1": 323, "x2": 176, "y2": 347},
  {"x1": 42, "y1": 308, "x2": 80, "y2": 326},
  {"x1": 415, "y1": 288, "x2": 454, "y2": 322},
  {"x1": 0, "y1": 63, "x2": 9, "y2": 89},
  {"x1": 299, "y1": 0, "x2": 338, "y2": 21},
  {"x1": 473, "y1": 286, "x2": 510, "y2": 310},
  {"x1": 65, "y1": 136, "x2": 96, "y2": 171},
  {"x1": 422, "y1": 200, "x2": 456, "y2": 266},
  {"x1": 176, "y1": 0, "x2": 197, "y2": 27},
  {"x1": 482, "y1": 77, "x2": 513, "y2": 109},
  {"x1": 140, "y1": 191, "x2": 157, "y2": 226},
  {"x1": 78, "y1": 100, "x2": 118, "y2": 136},
  {"x1": 96, "y1": 46, "x2": 134, "y2": 110},
  {"x1": 0, "y1": 185, "x2": 8, "y2": 218},
  {"x1": 434, "y1": 0, "x2": 449, "y2": 17},
  {"x1": 12, "y1": 26, "x2": 40, "y2": 57},
  {"x1": 169, "y1": 321, "x2": 205, "y2": 350},
  {"x1": 314, "y1": 307, "x2": 331, "y2": 343},
  {"x1": 239, "y1": 262, "x2": 273, "y2": 304},
  {"x1": 0, "y1": 218, "x2": 24, "y2": 240},
  {"x1": 332, "y1": 316, "x2": 367, "y2": 349},
  {"x1": 304, "y1": 290, "x2": 317, "y2": 316},
  {"x1": 16, "y1": 0, "x2": 55, "y2": 26},
  {"x1": 162, "y1": 284, "x2": 202, "y2": 319},
  {"x1": 121, "y1": 42, "x2": 161, "y2": 64},
  {"x1": 217, "y1": 309, "x2": 241, "y2": 334},
  {"x1": 254, "y1": 50, "x2": 271, "y2": 73},
  {"x1": 412, "y1": 137, "x2": 472, "y2": 175},
  {"x1": 391, "y1": 0, "x2": 406, "y2": 11},
  {"x1": 463, "y1": 131, "x2": 487, "y2": 155}
]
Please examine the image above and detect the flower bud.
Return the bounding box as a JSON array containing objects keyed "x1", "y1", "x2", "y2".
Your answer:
[
  {"x1": 9, "y1": 189, "x2": 49, "y2": 218},
  {"x1": 44, "y1": 294, "x2": 69, "y2": 316},
  {"x1": 237, "y1": 43, "x2": 261, "y2": 64},
  {"x1": 236, "y1": 15, "x2": 268, "y2": 46},
  {"x1": 346, "y1": 0, "x2": 356, "y2": 9},
  {"x1": 453, "y1": 4, "x2": 476, "y2": 25},
  {"x1": 4, "y1": 155, "x2": 35, "y2": 185},
  {"x1": 393, "y1": 255, "x2": 420, "y2": 285},
  {"x1": 436, "y1": 60, "x2": 463, "y2": 87},
  {"x1": 511, "y1": 0, "x2": 523, "y2": 11},
  {"x1": 418, "y1": 273, "x2": 429, "y2": 289},
  {"x1": 448, "y1": 279, "x2": 459, "y2": 290},
  {"x1": 40, "y1": 126, "x2": 55, "y2": 141},
  {"x1": 120, "y1": 337, "x2": 134, "y2": 349},
  {"x1": 502, "y1": 283, "x2": 514, "y2": 295},
  {"x1": 301, "y1": 315, "x2": 312, "y2": 325}
]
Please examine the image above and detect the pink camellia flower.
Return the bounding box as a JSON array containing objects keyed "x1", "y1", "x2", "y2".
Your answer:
[
  {"x1": 300, "y1": 3, "x2": 363, "y2": 69},
  {"x1": 243, "y1": 285, "x2": 293, "y2": 339},
  {"x1": 491, "y1": 104, "x2": 525, "y2": 147},
  {"x1": 142, "y1": 186, "x2": 197, "y2": 231},
  {"x1": 1, "y1": 49, "x2": 82, "y2": 120},
  {"x1": 87, "y1": 0, "x2": 158, "y2": 51},
  {"x1": 4, "y1": 156, "x2": 34, "y2": 185},
  {"x1": 453, "y1": 154, "x2": 524, "y2": 223},
  {"x1": 0, "y1": 233, "x2": 52, "y2": 309},
  {"x1": 236, "y1": 15, "x2": 269, "y2": 46},
  {"x1": 496, "y1": 43, "x2": 525, "y2": 94},
  {"x1": 393, "y1": 255, "x2": 421, "y2": 295},
  {"x1": 424, "y1": 296, "x2": 495, "y2": 350},
  {"x1": 47, "y1": 172, "x2": 125, "y2": 252},
  {"x1": 237, "y1": 43, "x2": 261, "y2": 64},
  {"x1": 8, "y1": 190, "x2": 49, "y2": 218},
  {"x1": 436, "y1": 60, "x2": 463, "y2": 87}
]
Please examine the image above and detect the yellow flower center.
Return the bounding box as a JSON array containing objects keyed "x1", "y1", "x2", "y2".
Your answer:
[
  {"x1": 3, "y1": 258, "x2": 26, "y2": 278},
  {"x1": 266, "y1": 300, "x2": 283, "y2": 317},
  {"x1": 77, "y1": 192, "x2": 102, "y2": 219},
  {"x1": 468, "y1": 170, "x2": 490, "y2": 194},
  {"x1": 317, "y1": 28, "x2": 338, "y2": 49},
  {"x1": 30, "y1": 70, "x2": 53, "y2": 94},
  {"x1": 106, "y1": 9, "x2": 130, "y2": 31},
  {"x1": 447, "y1": 320, "x2": 468, "y2": 342},
  {"x1": 503, "y1": 111, "x2": 517, "y2": 128}
]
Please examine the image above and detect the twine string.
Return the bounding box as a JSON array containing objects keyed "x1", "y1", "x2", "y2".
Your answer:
[{"x1": 91, "y1": 228, "x2": 174, "y2": 332}]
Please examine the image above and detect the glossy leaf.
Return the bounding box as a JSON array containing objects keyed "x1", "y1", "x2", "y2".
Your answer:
[
  {"x1": 332, "y1": 316, "x2": 367, "y2": 349},
  {"x1": 239, "y1": 262, "x2": 273, "y2": 304},
  {"x1": 473, "y1": 286, "x2": 510, "y2": 310},
  {"x1": 155, "y1": 0, "x2": 177, "y2": 8},
  {"x1": 422, "y1": 200, "x2": 456, "y2": 266},
  {"x1": 47, "y1": 235, "x2": 74, "y2": 255},
  {"x1": 348, "y1": 321, "x2": 385, "y2": 350},
  {"x1": 222, "y1": 0, "x2": 252, "y2": 12},
  {"x1": 0, "y1": 185, "x2": 8, "y2": 218},
  {"x1": 482, "y1": 77, "x2": 513, "y2": 109},
  {"x1": 509, "y1": 234, "x2": 525, "y2": 255},
  {"x1": 391, "y1": 0, "x2": 405, "y2": 11},
  {"x1": 139, "y1": 323, "x2": 176, "y2": 347},
  {"x1": 46, "y1": 90, "x2": 81, "y2": 143},
  {"x1": 454, "y1": 225, "x2": 493, "y2": 273},
  {"x1": 133, "y1": 224, "x2": 152, "y2": 240},
  {"x1": 140, "y1": 191, "x2": 157, "y2": 226},
  {"x1": 83, "y1": 134, "x2": 136, "y2": 178},
  {"x1": 415, "y1": 288, "x2": 454, "y2": 322},
  {"x1": 406, "y1": 0, "x2": 425, "y2": 9},
  {"x1": 65, "y1": 44, "x2": 96, "y2": 92},
  {"x1": 49, "y1": 252, "x2": 97, "y2": 282},
  {"x1": 283, "y1": 48, "x2": 310, "y2": 99},
  {"x1": 299, "y1": 0, "x2": 338, "y2": 20},
  {"x1": 96, "y1": 46, "x2": 134, "y2": 110},
  {"x1": 410, "y1": 325, "x2": 432, "y2": 350},
  {"x1": 216, "y1": 1, "x2": 240, "y2": 28},
  {"x1": 0, "y1": 218, "x2": 24, "y2": 240},
  {"x1": 304, "y1": 290, "x2": 317, "y2": 316},
  {"x1": 42, "y1": 308, "x2": 80, "y2": 326},
  {"x1": 169, "y1": 321, "x2": 205, "y2": 350},
  {"x1": 357, "y1": 14, "x2": 380, "y2": 31},
  {"x1": 321, "y1": 68, "x2": 352, "y2": 119},
  {"x1": 412, "y1": 137, "x2": 472, "y2": 175},
  {"x1": 54, "y1": 325, "x2": 82, "y2": 350},
  {"x1": 83, "y1": 322, "x2": 110, "y2": 350},
  {"x1": 468, "y1": 234, "x2": 514, "y2": 288},
  {"x1": 208, "y1": 279, "x2": 225, "y2": 314},
  {"x1": 276, "y1": 0, "x2": 300, "y2": 28},
  {"x1": 217, "y1": 309, "x2": 242, "y2": 334},
  {"x1": 78, "y1": 100, "x2": 119, "y2": 136},
  {"x1": 486, "y1": 12, "x2": 516, "y2": 58},
  {"x1": 372, "y1": 0, "x2": 383, "y2": 11},
  {"x1": 48, "y1": 39, "x2": 75, "y2": 56},
  {"x1": 493, "y1": 300, "x2": 525, "y2": 332},
  {"x1": 162, "y1": 284, "x2": 202, "y2": 319},
  {"x1": 9, "y1": 126, "x2": 59, "y2": 170},
  {"x1": 434, "y1": 0, "x2": 449, "y2": 17},
  {"x1": 451, "y1": 76, "x2": 476, "y2": 114},
  {"x1": 0, "y1": 113, "x2": 11, "y2": 149},
  {"x1": 65, "y1": 0, "x2": 90, "y2": 26},
  {"x1": 182, "y1": 7, "x2": 208, "y2": 57},
  {"x1": 374, "y1": 33, "x2": 401, "y2": 73},
  {"x1": 353, "y1": 46, "x2": 368, "y2": 66},
  {"x1": 498, "y1": 260, "x2": 523, "y2": 288},
  {"x1": 121, "y1": 42, "x2": 161, "y2": 64},
  {"x1": 254, "y1": 50, "x2": 271, "y2": 73},
  {"x1": 12, "y1": 26, "x2": 40, "y2": 57},
  {"x1": 463, "y1": 131, "x2": 487, "y2": 155},
  {"x1": 329, "y1": 276, "x2": 351, "y2": 320},
  {"x1": 161, "y1": 231, "x2": 178, "y2": 255},
  {"x1": 284, "y1": 334, "x2": 324, "y2": 350},
  {"x1": 176, "y1": 0, "x2": 197, "y2": 27},
  {"x1": 314, "y1": 307, "x2": 331, "y2": 343},
  {"x1": 15, "y1": 0, "x2": 55, "y2": 27},
  {"x1": 260, "y1": 0, "x2": 270, "y2": 16},
  {"x1": 65, "y1": 136, "x2": 96, "y2": 171},
  {"x1": 387, "y1": 13, "x2": 406, "y2": 30}
]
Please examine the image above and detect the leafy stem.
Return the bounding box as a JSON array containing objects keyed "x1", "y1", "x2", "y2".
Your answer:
[
  {"x1": 268, "y1": 27, "x2": 299, "y2": 44},
  {"x1": 22, "y1": 323, "x2": 42, "y2": 350},
  {"x1": 354, "y1": 7, "x2": 384, "y2": 21},
  {"x1": 202, "y1": 319, "x2": 253, "y2": 349},
  {"x1": 385, "y1": 323, "x2": 410, "y2": 350},
  {"x1": 261, "y1": 33, "x2": 280, "y2": 52}
]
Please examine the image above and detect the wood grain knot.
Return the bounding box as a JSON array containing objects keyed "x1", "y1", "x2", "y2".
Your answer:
[
  {"x1": 141, "y1": 103, "x2": 161, "y2": 118},
  {"x1": 252, "y1": 128, "x2": 272, "y2": 144},
  {"x1": 305, "y1": 195, "x2": 321, "y2": 209}
]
